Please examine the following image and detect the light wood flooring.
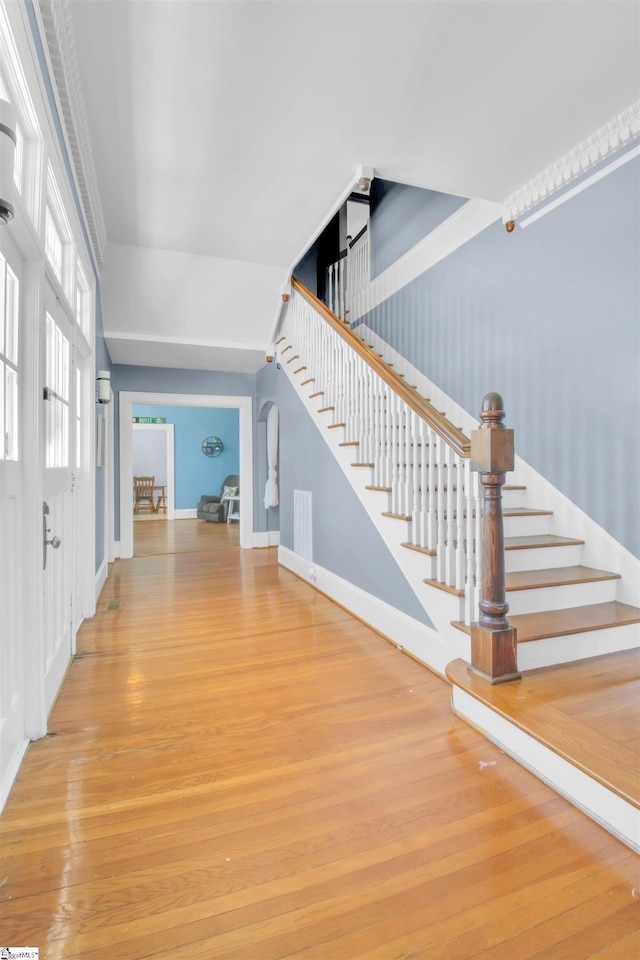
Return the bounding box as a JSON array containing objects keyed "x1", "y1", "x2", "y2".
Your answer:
[{"x1": 1, "y1": 520, "x2": 638, "y2": 959}]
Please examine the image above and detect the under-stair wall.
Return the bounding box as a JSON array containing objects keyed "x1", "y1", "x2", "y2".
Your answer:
[{"x1": 257, "y1": 360, "x2": 439, "y2": 630}]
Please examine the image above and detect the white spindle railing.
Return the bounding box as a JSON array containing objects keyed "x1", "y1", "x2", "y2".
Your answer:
[
  {"x1": 347, "y1": 226, "x2": 369, "y2": 304},
  {"x1": 326, "y1": 254, "x2": 347, "y2": 321},
  {"x1": 326, "y1": 225, "x2": 370, "y2": 322},
  {"x1": 279, "y1": 287, "x2": 481, "y2": 624}
]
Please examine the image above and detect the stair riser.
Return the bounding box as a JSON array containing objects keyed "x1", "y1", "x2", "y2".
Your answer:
[
  {"x1": 506, "y1": 580, "x2": 619, "y2": 617},
  {"x1": 517, "y1": 622, "x2": 640, "y2": 671},
  {"x1": 504, "y1": 514, "x2": 553, "y2": 538},
  {"x1": 502, "y1": 488, "x2": 528, "y2": 509},
  {"x1": 505, "y1": 544, "x2": 583, "y2": 572}
]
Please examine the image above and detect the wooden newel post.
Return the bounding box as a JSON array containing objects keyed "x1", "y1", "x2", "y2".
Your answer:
[{"x1": 469, "y1": 393, "x2": 521, "y2": 684}]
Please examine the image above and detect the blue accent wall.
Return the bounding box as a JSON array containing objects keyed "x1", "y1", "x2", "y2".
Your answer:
[
  {"x1": 369, "y1": 178, "x2": 466, "y2": 279},
  {"x1": 357, "y1": 157, "x2": 640, "y2": 558},
  {"x1": 132, "y1": 404, "x2": 239, "y2": 508},
  {"x1": 257, "y1": 362, "x2": 434, "y2": 627},
  {"x1": 111, "y1": 365, "x2": 255, "y2": 538}
]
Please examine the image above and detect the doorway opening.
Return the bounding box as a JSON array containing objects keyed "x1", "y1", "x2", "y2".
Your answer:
[{"x1": 119, "y1": 392, "x2": 253, "y2": 558}]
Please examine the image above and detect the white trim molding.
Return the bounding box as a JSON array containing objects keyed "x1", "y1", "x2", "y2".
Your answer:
[
  {"x1": 504, "y1": 101, "x2": 640, "y2": 222},
  {"x1": 36, "y1": 0, "x2": 107, "y2": 265},
  {"x1": 174, "y1": 508, "x2": 197, "y2": 520},
  {"x1": 254, "y1": 530, "x2": 280, "y2": 548},
  {"x1": 350, "y1": 198, "x2": 503, "y2": 323},
  {"x1": 95, "y1": 556, "x2": 108, "y2": 604},
  {"x1": 451, "y1": 685, "x2": 640, "y2": 855},
  {"x1": 119, "y1": 392, "x2": 254, "y2": 558},
  {"x1": 279, "y1": 545, "x2": 453, "y2": 678},
  {"x1": 518, "y1": 144, "x2": 640, "y2": 229}
]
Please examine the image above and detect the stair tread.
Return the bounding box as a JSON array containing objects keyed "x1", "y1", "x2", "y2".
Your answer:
[
  {"x1": 446, "y1": 654, "x2": 640, "y2": 808},
  {"x1": 424, "y1": 578, "x2": 463, "y2": 597},
  {"x1": 504, "y1": 507, "x2": 553, "y2": 517},
  {"x1": 510, "y1": 602, "x2": 640, "y2": 642},
  {"x1": 505, "y1": 534, "x2": 585, "y2": 550},
  {"x1": 451, "y1": 601, "x2": 640, "y2": 642},
  {"x1": 401, "y1": 541, "x2": 436, "y2": 557},
  {"x1": 506, "y1": 565, "x2": 622, "y2": 592}
]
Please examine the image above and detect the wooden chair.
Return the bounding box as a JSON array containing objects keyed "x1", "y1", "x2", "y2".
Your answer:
[{"x1": 133, "y1": 476, "x2": 156, "y2": 513}]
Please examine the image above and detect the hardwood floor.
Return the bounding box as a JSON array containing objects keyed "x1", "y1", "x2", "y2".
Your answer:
[{"x1": 1, "y1": 521, "x2": 638, "y2": 959}]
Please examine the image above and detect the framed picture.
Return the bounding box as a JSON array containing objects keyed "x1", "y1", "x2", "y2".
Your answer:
[{"x1": 96, "y1": 413, "x2": 106, "y2": 468}]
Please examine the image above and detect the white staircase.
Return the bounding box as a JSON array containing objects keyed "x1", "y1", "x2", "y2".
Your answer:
[{"x1": 276, "y1": 282, "x2": 640, "y2": 678}]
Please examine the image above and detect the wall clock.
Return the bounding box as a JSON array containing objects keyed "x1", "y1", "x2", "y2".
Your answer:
[{"x1": 202, "y1": 436, "x2": 224, "y2": 457}]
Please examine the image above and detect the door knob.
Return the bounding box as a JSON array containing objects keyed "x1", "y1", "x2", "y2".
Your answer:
[{"x1": 43, "y1": 501, "x2": 62, "y2": 569}]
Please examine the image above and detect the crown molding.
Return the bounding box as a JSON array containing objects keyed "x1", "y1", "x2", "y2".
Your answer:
[
  {"x1": 504, "y1": 101, "x2": 640, "y2": 222},
  {"x1": 37, "y1": 0, "x2": 106, "y2": 266}
]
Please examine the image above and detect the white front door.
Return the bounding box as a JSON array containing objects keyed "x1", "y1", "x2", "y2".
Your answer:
[
  {"x1": 41, "y1": 285, "x2": 75, "y2": 710},
  {"x1": 0, "y1": 230, "x2": 27, "y2": 805}
]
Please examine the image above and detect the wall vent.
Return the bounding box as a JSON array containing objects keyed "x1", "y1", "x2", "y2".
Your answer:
[
  {"x1": 293, "y1": 490, "x2": 313, "y2": 561},
  {"x1": 104, "y1": 599, "x2": 124, "y2": 611}
]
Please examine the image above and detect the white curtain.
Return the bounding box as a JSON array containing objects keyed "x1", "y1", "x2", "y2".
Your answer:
[{"x1": 263, "y1": 404, "x2": 279, "y2": 508}]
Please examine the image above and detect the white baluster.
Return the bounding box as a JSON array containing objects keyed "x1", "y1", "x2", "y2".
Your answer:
[
  {"x1": 455, "y1": 455, "x2": 466, "y2": 592},
  {"x1": 445, "y1": 445, "x2": 456, "y2": 586},
  {"x1": 411, "y1": 412, "x2": 421, "y2": 546},
  {"x1": 436, "y1": 437, "x2": 446, "y2": 583},
  {"x1": 417, "y1": 419, "x2": 428, "y2": 548},
  {"x1": 327, "y1": 264, "x2": 334, "y2": 315},
  {"x1": 384, "y1": 388, "x2": 393, "y2": 490},
  {"x1": 427, "y1": 427, "x2": 437, "y2": 552}
]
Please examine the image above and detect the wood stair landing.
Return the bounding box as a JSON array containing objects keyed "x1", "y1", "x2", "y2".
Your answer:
[{"x1": 446, "y1": 651, "x2": 640, "y2": 850}]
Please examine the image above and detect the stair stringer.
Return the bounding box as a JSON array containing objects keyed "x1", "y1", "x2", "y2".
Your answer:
[{"x1": 356, "y1": 324, "x2": 640, "y2": 608}]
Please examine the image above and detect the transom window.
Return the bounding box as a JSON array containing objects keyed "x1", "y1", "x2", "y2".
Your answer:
[
  {"x1": 46, "y1": 164, "x2": 74, "y2": 301},
  {"x1": 0, "y1": 253, "x2": 19, "y2": 461},
  {"x1": 75, "y1": 256, "x2": 91, "y2": 340},
  {"x1": 45, "y1": 205, "x2": 63, "y2": 284},
  {"x1": 45, "y1": 312, "x2": 70, "y2": 469},
  {"x1": 13, "y1": 120, "x2": 23, "y2": 195},
  {"x1": 0, "y1": 10, "x2": 42, "y2": 225}
]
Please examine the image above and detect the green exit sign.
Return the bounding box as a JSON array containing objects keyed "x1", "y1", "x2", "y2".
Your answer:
[{"x1": 133, "y1": 417, "x2": 166, "y2": 424}]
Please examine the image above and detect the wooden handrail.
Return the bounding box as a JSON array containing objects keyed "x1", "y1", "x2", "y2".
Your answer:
[
  {"x1": 292, "y1": 277, "x2": 471, "y2": 458},
  {"x1": 348, "y1": 223, "x2": 368, "y2": 248}
]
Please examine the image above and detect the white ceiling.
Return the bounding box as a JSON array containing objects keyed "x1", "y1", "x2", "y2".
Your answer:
[{"x1": 66, "y1": 0, "x2": 640, "y2": 372}]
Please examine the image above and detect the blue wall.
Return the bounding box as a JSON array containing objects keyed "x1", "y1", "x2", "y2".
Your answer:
[
  {"x1": 369, "y1": 178, "x2": 466, "y2": 279},
  {"x1": 111, "y1": 365, "x2": 255, "y2": 538},
  {"x1": 132, "y1": 404, "x2": 239, "y2": 508},
  {"x1": 257, "y1": 361, "x2": 434, "y2": 626},
  {"x1": 357, "y1": 157, "x2": 640, "y2": 558}
]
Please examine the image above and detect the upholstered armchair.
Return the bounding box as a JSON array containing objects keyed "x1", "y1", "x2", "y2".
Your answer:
[{"x1": 196, "y1": 475, "x2": 239, "y2": 523}]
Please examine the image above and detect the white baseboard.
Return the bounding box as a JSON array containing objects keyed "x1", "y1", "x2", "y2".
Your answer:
[
  {"x1": 175, "y1": 508, "x2": 198, "y2": 519},
  {"x1": 113, "y1": 541, "x2": 121, "y2": 559},
  {"x1": 451, "y1": 686, "x2": 640, "y2": 854},
  {"x1": 254, "y1": 530, "x2": 280, "y2": 548},
  {"x1": 95, "y1": 557, "x2": 108, "y2": 604},
  {"x1": 0, "y1": 737, "x2": 29, "y2": 815},
  {"x1": 278, "y1": 545, "x2": 453, "y2": 677}
]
